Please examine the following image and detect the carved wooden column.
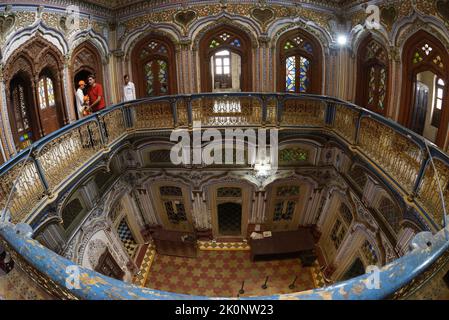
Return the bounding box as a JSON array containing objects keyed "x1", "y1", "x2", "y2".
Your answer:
[
  {"x1": 63, "y1": 54, "x2": 76, "y2": 123},
  {"x1": 0, "y1": 64, "x2": 16, "y2": 158}
]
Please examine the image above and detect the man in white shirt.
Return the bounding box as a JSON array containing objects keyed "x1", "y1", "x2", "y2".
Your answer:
[
  {"x1": 75, "y1": 80, "x2": 87, "y2": 118},
  {"x1": 123, "y1": 75, "x2": 136, "y2": 102}
]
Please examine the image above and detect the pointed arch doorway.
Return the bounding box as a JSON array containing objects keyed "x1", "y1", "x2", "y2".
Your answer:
[
  {"x1": 400, "y1": 30, "x2": 449, "y2": 147},
  {"x1": 199, "y1": 25, "x2": 252, "y2": 92}
]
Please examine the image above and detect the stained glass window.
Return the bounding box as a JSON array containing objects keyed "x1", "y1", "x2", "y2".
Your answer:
[
  {"x1": 413, "y1": 51, "x2": 423, "y2": 64},
  {"x1": 299, "y1": 57, "x2": 310, "y2": 92},
  {"x1": 38, "y1": 77, "x2": 56, "y2": 110},
  {"x1": 230, "y1": 39, "x2": 241, "y2": 47},
  {"x1": 46, "y1": 78, "x2": 55, "y2": 106},
  {"x1": 431, "y1": 77, "x2": 445, "y2": 127},
  {"x1": 144, "y1": 62, "x2": 154, "y2": 96},
  {"x1": 284, "y1": 41, "x2": 295, "y2": 50},
  {"x1": 303, "y1": 42, "x2": 313, "y2": 54},
  {"x1": 210, "y1": 39, "x2": 220, "y2": 48},
  {"x1": 422, "y1": 43, "x2": 433, "y2": 55},
  {"x1": 158, "y1": 60, "x2": 168, "y2": 94},
  {"x1": 279, "y1": 147, "x2": 308, "y2": 163},
  {"x1": 286, "y1": 56, "x2": 296, "y2": 92},
  {"x1": 12, "y1": 82, "x2": 30, "y2": 134},
  {"x1": 38, "y1": 78, "x2": 46, "y2": 109},
  {"x1": 433, "y1": 55, "x2": 444, "y2": 69}
]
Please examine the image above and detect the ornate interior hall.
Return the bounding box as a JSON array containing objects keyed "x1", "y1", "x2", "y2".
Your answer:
[{"x1": 1, "y1": 0, "x2": 449, "y2": 301}]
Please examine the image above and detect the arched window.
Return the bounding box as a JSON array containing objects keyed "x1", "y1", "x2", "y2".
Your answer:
[
  {"x1": 199, "y1": 26, "x2": 252, "y2": 92},
  {"x1": 400, "y1": 30, "x2": 449, "y2": 147},
  {"x1": 132, "y1": 37, "x2": 177, "y2": 98},
  {"x1": 348, "y1": 166, "x2": 368, "y2": 191},
  {"x1": 38, "y1": 76, "x2": 56, "y2": 109},
  {"x1": 9, "y1": 76, "x2": 34, "y2": 150},
  {"x1": 277, "y1": 30, "x2": 322, "y2": 94},
  {"x1": 378, "y1": 196, "x2": 401, "y2": 233},
  {"x1": 356, "y1": 38, "x2": 389, "y2": 115},
  {"x1": 62, "y1": 198, "x2": 84, "y2": 230}
]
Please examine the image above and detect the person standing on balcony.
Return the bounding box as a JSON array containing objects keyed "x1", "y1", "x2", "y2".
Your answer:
[
  {"x1": 87, "y1": 74, "x2": 106, "y2": 113},
  {"x1": 123, "y1": 75, "x2": 136, "y2": 102},
  {"x1": 75, "y1": 80, "x2": 89, "y2": 118}
]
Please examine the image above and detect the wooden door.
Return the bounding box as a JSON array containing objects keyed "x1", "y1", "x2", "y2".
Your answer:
[
  {"x1": 156, "y1": 185, "x2": 193, "y2": 232},
  {"x1": 410, "y1": 81, "x2": 429, "y2": 135},
  {"x1": 37, "y1": 76, "x2": 61, "y2": 135}
]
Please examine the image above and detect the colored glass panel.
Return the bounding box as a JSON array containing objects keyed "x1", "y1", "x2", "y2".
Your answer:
[
  {"x1": 286, "y1": 56, "x2": 296, "y2": 92},
  {"x1": 299, "y1": 57, "x2": 310, "y2": 92},
  {"x1": 38, "y1": 78, "x2": 47, "y2": 109},
  {"x1": 158, "y1": 60, "x2": 168, "y2": 94},
  {"x1": 144, "y1": 61, "x2": 154, "y2": 96},
  {"x1": 230, "y1": 39, "x2": 241, "y2": 47},
  {"x1": 47, "y1": 78, "x2": 55, "y2": 107},
  {"x1": 284, "y1": 41, "x2": 295, "y2": 50}
]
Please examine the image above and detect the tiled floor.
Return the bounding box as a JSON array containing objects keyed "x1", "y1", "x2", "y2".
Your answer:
[{"x1": 144, "y1": 250, "x2": 318, "y2": 297}]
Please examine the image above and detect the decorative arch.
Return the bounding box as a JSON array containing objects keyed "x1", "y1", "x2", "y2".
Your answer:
[
  {"x1": 347, "y1": 165, "x2": 368, "y2": 192},
  {"x1": 377, "y1": 195, "x2": 402, "y2": 234},
  {"x1": 198, "y1": 24, "x2": 253, "y2": 92},
  {"x1": 355, "y1": 35, "x2": 390, "y2": 115},
  {"x1": 71, "y1": 41, "x2": 104, "y2": 92},
  {"x1": 131, "y1": 34, "x2": 177, "y2": 97},
  {"x1": 276, "y1": 28, "x2": 323, "y2": 94},
  {"x1": 399, "y1": 30, "x2": 449, "y2": 147},
  {"x1": 3, "y1": 35, "x2": 67, "y2": 151}
]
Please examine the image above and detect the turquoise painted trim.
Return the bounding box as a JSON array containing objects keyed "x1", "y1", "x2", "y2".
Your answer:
[{"x1": 1, "y1": 223, "x2": 448, "y2": 300}]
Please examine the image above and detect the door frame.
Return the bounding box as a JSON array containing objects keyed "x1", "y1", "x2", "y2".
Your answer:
[
  {"x1": 150, "y1": 181, "x2": 194, "y2": 232},
  {"x1": 209, "y1": 183, "x2": 251, "y2": 239},
  {"x1": 399, "y1": 30, "x2": 449, "y2": 148}
]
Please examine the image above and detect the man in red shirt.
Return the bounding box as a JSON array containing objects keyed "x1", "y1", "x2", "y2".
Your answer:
[{"x1": 87, "y1": 74, "x2": 106, "y2": 112}]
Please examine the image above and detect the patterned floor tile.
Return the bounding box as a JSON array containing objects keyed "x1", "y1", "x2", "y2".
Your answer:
[
  {"x1": 198, "y1": 240, "x2": 250, "y2": 251},
  {"x1": 145, "y1": 250, "x2": 318, "y2": 297},
  {"x1": 133, "y1": 242, "x2": 156, "y2": 287}
]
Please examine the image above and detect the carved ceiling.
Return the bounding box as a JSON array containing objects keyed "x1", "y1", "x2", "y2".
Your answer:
[{"x1": 80, "y1": 0, "x2": 368, "y2": 10}]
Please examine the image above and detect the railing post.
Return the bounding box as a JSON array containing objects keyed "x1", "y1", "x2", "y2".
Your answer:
[
  {"x1": 261, "y1": 94, "x2": 268, "y2": 125},
  {"x1": 186, "y1": 96, "x2": 193, "y2": 128},
  {"x1": 354, "y1": 111, "x2": 364, "y2": 145},
  {"x1": 170, "y1": 97, "x2": 178, "y2": 128},
  {"x1": 326, "y1": 102, "x2": 336, "y2": 126},
  {"x1": 123, "y1": 104, "x2": 134, "y2": 128},
  {"x1": 32, "y1": 155, "x2": 49, "y2": 194},
  {"x1": 412, "y1": 153, "x2": 430, "y2": 200},
  {"x1": 276, "y1": 95, "x2": 284, "y2": 126}
]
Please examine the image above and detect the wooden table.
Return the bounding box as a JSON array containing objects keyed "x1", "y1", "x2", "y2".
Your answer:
[
  {"x1": 249, "y1": 228, "x2": 316, "y2": 266},
  {"x1": 152, "y1": 230, "x2": 197, "y2": 258}
]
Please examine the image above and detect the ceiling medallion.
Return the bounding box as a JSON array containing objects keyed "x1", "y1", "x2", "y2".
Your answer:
[
  {"x1": 174, "y1": 10, "x2": 197, "y2": 28},
  {"x1": 436, "y1": 0, "x2": 449, "y2": 21}
]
